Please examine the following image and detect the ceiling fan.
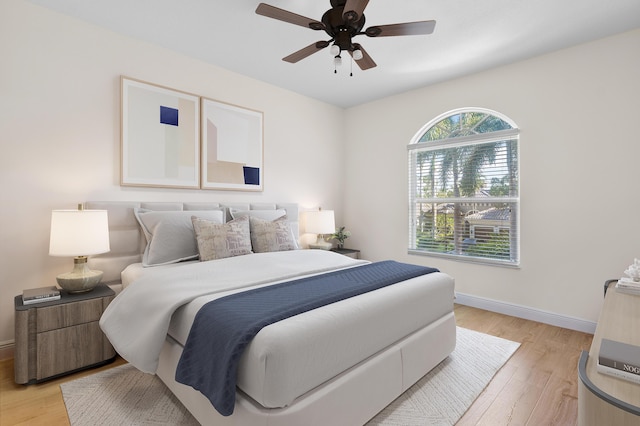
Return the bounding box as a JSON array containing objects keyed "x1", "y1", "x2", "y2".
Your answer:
[{"x1": 255, "y1": 0, "x2": 436, "y2": 71}]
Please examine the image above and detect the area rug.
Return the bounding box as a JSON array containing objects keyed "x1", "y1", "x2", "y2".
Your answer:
[{"x1": 61, "y1": 327, "x2": 519, "y2": 426}]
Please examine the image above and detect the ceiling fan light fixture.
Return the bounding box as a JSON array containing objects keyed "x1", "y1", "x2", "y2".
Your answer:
[
  {"x1": 334, "y1": 55, "x2": 342, "y2": 67},
  {"x1": 352, "y1": 48, "x2": 363, "y2": 60},
  {"x1": 330, "y1": 44, "x2": 340, "y2": 56}
]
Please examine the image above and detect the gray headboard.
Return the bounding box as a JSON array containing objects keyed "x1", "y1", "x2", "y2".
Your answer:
[{"x1": 85, "y1": 201, "x2": 299, "y2": 285}]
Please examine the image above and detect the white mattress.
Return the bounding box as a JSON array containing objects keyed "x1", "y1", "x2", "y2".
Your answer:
[
  {"x1": 168, "y1": 270, "x2": 454, "y2": 409},
  {"x1": 114, "y1": 252, "x2": 455, "y2": 410}
]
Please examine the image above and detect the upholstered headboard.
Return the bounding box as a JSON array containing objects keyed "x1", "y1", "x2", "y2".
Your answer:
[{"x1": 85, "y1": 201, "x2": 299, "y2": 287}]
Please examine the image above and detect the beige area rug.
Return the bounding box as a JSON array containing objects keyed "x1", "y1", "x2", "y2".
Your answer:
[{"x1": 61, "y1": 327, "x2": 519, "y2": 426}]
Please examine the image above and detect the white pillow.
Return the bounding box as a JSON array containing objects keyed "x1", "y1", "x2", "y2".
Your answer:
[
  {"x1": 192, "y1": 215, "x2": 252, "y2": 261},
  {"x1": 134, "y1": 208, "x2": 224, "y2": 267}
]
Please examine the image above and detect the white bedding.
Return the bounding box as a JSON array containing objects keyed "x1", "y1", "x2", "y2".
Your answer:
[
  {"x1": 100, "y1": 250, "x2": 368, "y2": 373},
  {"x1": 121, "y1": 261, "x2": 197, "y2": 288},
  {"x1": 171, "y1": 269, "x2": 454, "y2": 408},
  {"x1": 101, "y1": 250, "x2": 454, "y2": 408}
]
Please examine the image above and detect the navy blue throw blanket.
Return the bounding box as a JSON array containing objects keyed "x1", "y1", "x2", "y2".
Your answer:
[{"x1": 175, "y1": 260, "x2": 438, "y2": 416}]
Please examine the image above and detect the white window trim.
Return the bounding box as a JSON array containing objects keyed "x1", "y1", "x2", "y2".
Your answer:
[{"x1": 407, "y1": 108, "x2": 520, "y2": 268}]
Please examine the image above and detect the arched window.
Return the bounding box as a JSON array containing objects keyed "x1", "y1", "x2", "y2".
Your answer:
[{"x1": 408, "y1": 108, "x2": 520, "y2": 266}]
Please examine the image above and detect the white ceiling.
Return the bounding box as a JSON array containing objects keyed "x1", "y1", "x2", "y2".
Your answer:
[{"x1": 27, "y1": 0, "x2": 640, "y2": 108}]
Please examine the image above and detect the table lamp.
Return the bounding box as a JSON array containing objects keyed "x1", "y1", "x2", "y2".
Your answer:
[
  {"x1": 305, "y1": 209, "x2": 335, "y2": 250},
  {"x1": 49, "y1": 204, "x2": 110, "y2": 293}
]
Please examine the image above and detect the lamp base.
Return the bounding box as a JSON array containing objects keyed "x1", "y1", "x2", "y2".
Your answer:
[
  {"x1": 56, "y1": 256, "x2": 103, "y2": 293},
  {"x1": 309, "y1": 235, "x2": 332, "y2": 250}
]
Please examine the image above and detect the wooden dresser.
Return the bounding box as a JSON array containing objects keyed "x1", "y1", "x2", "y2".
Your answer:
[
  {"x1": 577, "y1": 281, "x2": 640, "y2": 425},
  {"x1": 14, "y1": 284, "x2": 116, "y2": 384}
]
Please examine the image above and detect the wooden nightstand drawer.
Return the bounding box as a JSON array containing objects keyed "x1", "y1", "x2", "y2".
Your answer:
[
  {"x1": 36, "y1": 322, "x2": 106, "y2": 379},
  {"x1": 36, "y1": 298, "x2": 103, "y2": 332}
]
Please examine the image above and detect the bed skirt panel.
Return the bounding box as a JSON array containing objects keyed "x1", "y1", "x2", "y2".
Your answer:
[{"x1": 401, "y1": 314, "x2": 456, "y2": 391}]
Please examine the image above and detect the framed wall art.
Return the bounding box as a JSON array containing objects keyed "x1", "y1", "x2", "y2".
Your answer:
[
  {"x1": 121, "y1": 77, "x2": 200, "y2": 189},
  {"x1": 200, "y1": 97, "x2": 264, "y2": 191}
]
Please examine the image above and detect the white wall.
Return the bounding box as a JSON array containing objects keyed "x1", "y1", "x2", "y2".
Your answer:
[
  {"x1": 0, "y1": 0, "x2": 346, "y2": 346},
  {"x1": 343, "y1": 29, "x2": 640, "y2": 326}
]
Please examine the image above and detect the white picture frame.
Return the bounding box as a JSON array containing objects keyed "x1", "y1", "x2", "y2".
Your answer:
[
  {"x1": 200, "y1": 97, "x2": 264, "y2": 191},
  {"x1": 121, "y1": 77, "x2": 200, "y2": 189}
]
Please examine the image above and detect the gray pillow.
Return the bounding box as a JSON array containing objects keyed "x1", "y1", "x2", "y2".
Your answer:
[
  {"x1": 134, "y1": 208, "x2": 224, "y2": 266},
  {"x1": 192, "y1": 215, "x2": 252, "y2": 261}
]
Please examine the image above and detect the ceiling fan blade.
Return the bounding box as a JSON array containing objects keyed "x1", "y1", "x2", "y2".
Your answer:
[
  {"x1": 350, "y1": 44, "x2": 376, "y2": 70},
  {"x1": 283, "y1": 41, "x2": 331, "y2": 63},
  {"x1": 256, "y1": 3, "x2": 325, "y2": 31},
  {"x1": 365, "y1": 20, "x2": 436, "y2": 37},
  {"x1": 343, "y1": 0, "x2": 370, "y2": 23}
]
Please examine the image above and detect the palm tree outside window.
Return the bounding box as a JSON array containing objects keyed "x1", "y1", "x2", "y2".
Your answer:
[{"x1": 408, "y1": 108, "x2": 520, "y2": 266}]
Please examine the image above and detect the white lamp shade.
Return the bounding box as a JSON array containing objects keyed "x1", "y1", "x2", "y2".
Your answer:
[
  {"x1": 49, "y1": 209, "x2": 110, "y2": 257},
  {"x1": 305, "y1": 210, "x2": 335, "y2": 234}
]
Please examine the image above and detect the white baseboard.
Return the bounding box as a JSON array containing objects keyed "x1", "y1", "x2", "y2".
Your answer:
[
  {"x1": 0, "y1": 339, "x2": 15, "y2": 361},
  {"x1": 455, "y1": 292, "x2": 597, "y2": 334}
]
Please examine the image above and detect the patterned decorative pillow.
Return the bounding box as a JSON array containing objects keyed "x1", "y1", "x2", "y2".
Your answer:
[
  {"x1": 230, "y1": 208, "x2": 287, "y2": 221},
  {"x1": 192, "y1": 215, "x2": 252, "y2": 261},
  {"x1": 249, "y1": 215, "x2": 298, "y2": 253}
]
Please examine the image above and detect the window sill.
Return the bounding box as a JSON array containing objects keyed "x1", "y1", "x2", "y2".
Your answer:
[{"x1": 407, "y1": 249, "x2": 520, "y2": 269}]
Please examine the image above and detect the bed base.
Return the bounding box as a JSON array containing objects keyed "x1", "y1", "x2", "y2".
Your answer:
[{"x1": 157, "y1": 311, "x2": 456, "y2": 426}]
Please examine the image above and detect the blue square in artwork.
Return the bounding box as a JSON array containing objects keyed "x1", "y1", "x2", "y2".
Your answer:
[
  {"x1": 160, "y1": 106, "x2": 179, "y2": 126},
  {"x1": 243, "y1": 166, "x2": 260, "y2": 185}
]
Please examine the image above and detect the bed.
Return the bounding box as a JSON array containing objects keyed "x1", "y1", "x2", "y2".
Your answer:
[{"x1": 90, "y1": 201, "x2": 456, "y2": 426}]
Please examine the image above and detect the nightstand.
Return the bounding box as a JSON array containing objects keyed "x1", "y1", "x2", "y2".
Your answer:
[
  {"x1": 330, "y1": 248, "x2": 361, "y2": 259},
  {"x1": 14, "y1": 284, "x2": 116, "y2": 384},
  {"x1": 577, "y1": 280, "x2": 640, "y2": 424}
]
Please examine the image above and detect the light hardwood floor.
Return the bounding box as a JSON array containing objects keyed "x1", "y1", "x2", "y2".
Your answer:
[
  {"x1": 454, "y1": 305, "x2": 593, "y2": 425},
  {"x1": 0, "y1": 304, "x2": 593, "y2": 425}
]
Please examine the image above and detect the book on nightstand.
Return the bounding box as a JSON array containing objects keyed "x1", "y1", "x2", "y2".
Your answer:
[
  {"x1": 597, "y1": 363, "x2": 640, "y2": 384},
  {"x1": 615, "y1": 279, "x2": 640, "y2": 296},
  {"x1": 597, "y1": 338, "x2": 640, "y2": 384},
  {"x1": 22, "y1": 286, "x2": 61, "y2": 305}
]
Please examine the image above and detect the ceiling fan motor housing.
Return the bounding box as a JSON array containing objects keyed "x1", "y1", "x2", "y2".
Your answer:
[{"x1": 321, "y1": 4, "x2": 365, "y2": 52}]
